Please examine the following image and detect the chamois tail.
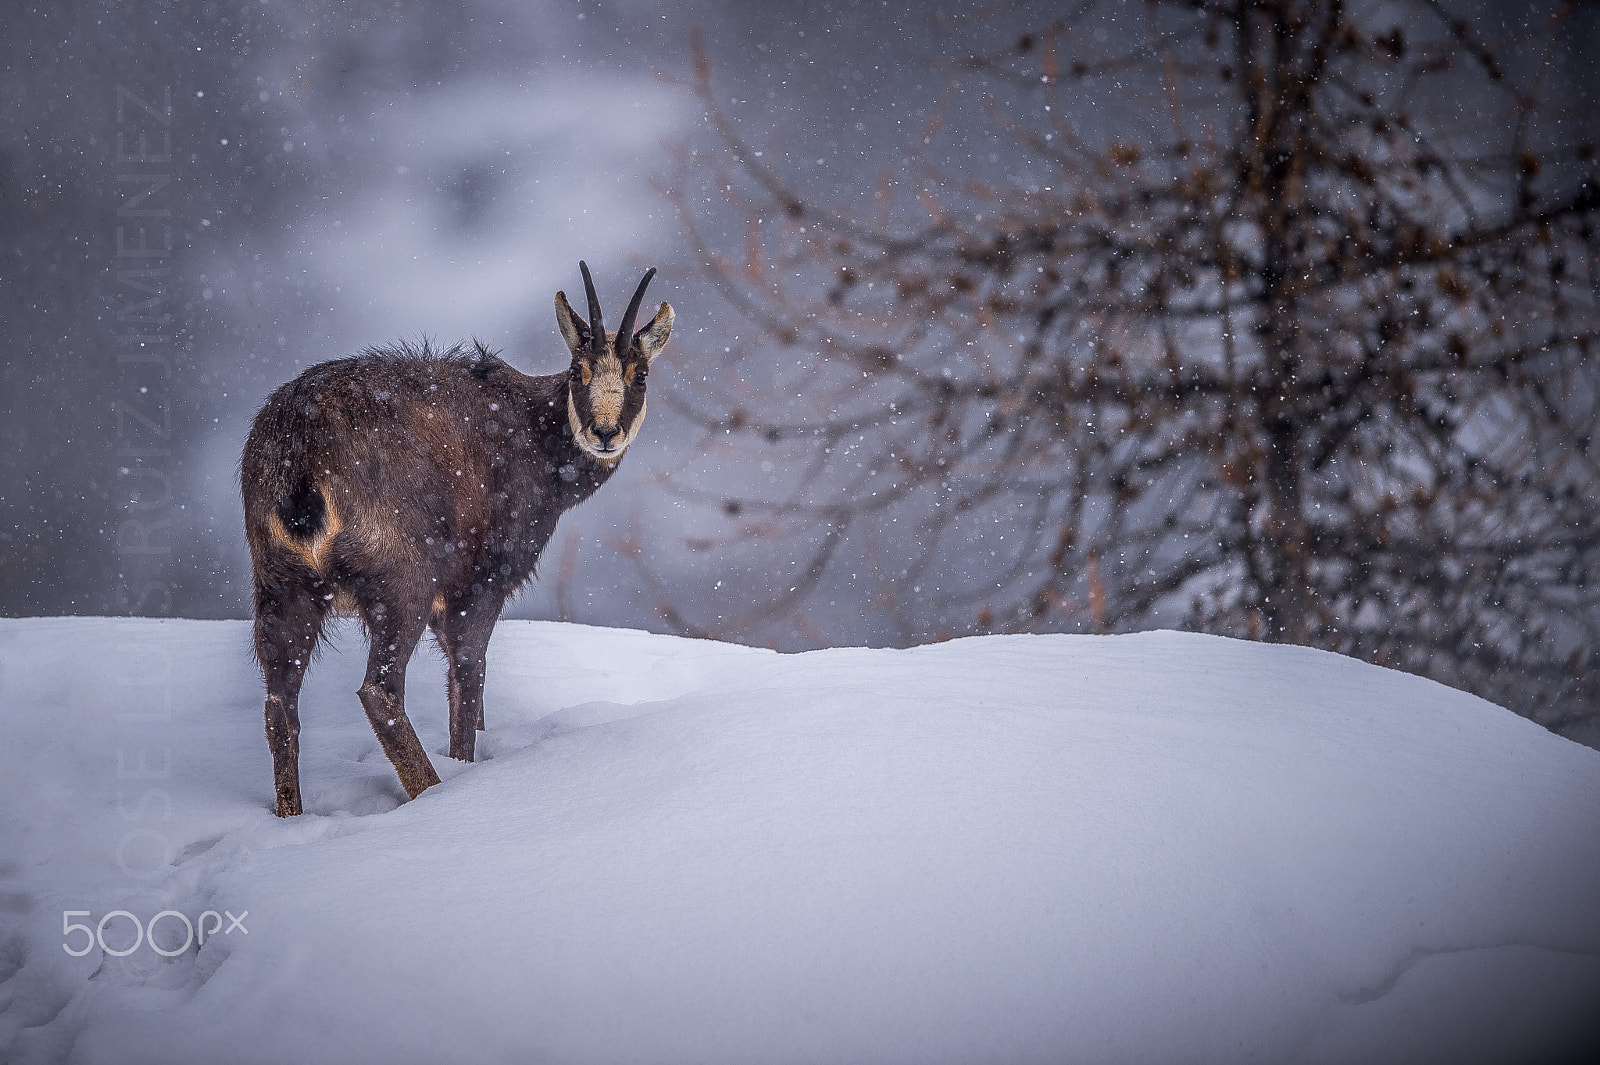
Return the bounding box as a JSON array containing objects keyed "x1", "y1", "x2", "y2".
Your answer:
[{"x1": 275, "y1": 474, "x2": 327, "y2": 542}]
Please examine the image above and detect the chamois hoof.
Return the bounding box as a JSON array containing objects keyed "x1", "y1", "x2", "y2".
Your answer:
[{"x1": 400, "y1": 766, "x2": 441, "y2": 799}]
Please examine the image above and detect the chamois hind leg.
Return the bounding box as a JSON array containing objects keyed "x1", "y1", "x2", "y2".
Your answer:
[
  {"x1": 355, "y1": 591, "x2": 442, "y2": 800},
  {"x1": 432, "y1": 593, "x2": 502, "y2": 762},
  {"x1": 253, "y1": 574, "x2": 331, "y2": 817}
]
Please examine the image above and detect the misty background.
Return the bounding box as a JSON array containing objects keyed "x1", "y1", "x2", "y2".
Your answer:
[
  {"x1": 4, "y1": 0, "x2": 1597, "y2": 737},
  {"x1": 2, "y1": 0, "x2": 964, "y2": 618}
]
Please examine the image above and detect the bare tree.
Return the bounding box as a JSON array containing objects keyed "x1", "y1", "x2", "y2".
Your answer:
[{"x1": 655, "y1": 0, "x2": 1600, "y2": 735}]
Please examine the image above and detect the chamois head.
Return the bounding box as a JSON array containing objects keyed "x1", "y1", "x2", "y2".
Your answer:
[{"x1": 554, "y1": 262, "x2": 674, "y2": 462}]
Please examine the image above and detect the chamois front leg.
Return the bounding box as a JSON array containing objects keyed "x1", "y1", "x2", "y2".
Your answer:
[
  {"x1": 357, "y1": 599, "x2": 441, "y2": 800},
  {"x1": 434, "y1": 593, "x2": 501, "y2": 762}
]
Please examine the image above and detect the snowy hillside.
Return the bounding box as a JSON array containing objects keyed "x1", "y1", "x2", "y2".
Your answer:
[{"x1": 0, "y1": 618, "x2": 1596, "y2": 1064}]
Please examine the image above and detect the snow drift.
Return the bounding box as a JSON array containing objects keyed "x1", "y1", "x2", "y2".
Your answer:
[{"x1": 0, "y1": 618, "x2": 1596, "y2": 1063}]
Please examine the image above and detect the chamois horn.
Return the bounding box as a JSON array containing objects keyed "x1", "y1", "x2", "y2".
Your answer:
[
  {"x1": 616, "y1": 267, "x2": 657, "y2": 354},
  {"x1": 579, "y1": 260, "x2": 605, "y2": 349}
]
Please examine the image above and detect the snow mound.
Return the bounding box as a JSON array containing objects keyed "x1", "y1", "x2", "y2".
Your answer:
[{"x1": 0, "y1": 618, "x2": 1596, "y2": 1063}]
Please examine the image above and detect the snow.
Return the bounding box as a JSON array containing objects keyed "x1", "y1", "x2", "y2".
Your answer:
[{"x1": 0, "y1": 617, "x2": 1596, "y2": 1063}]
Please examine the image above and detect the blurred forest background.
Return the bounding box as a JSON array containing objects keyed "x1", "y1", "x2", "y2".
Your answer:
[{"x1": 3, "y1": 0, "x2": 1598, "y2": 741}]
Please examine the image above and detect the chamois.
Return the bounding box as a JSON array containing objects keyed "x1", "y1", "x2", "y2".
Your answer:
[{"x1": 241, "y1": 263, "x2": 673, "y2": 816}]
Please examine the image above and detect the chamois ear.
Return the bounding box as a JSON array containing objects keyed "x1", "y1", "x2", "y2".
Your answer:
[
  {"x1": 553, "y1": 290, "x2": 589, "y2": 355},
  {"x1": 634, "y1": 302, "x2": 674, "y2": 363}
]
